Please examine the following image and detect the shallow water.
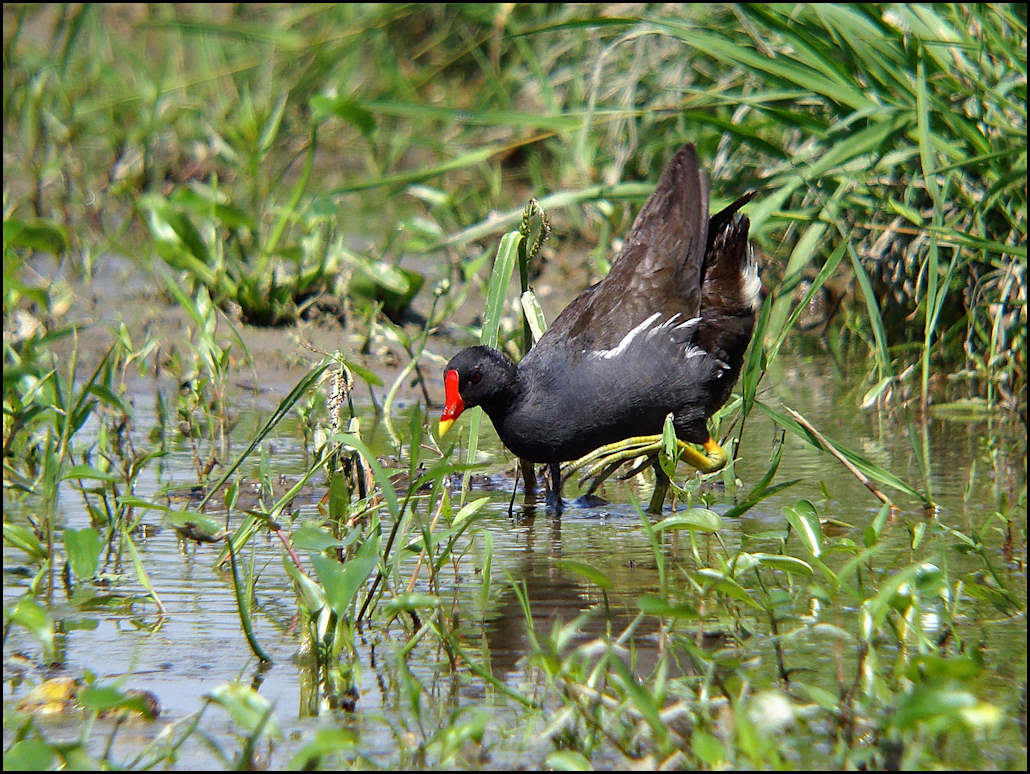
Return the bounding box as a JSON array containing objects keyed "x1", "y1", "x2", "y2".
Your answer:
[{"x1": 3, "y1": 347, "x2": 1026, "y2": 769}]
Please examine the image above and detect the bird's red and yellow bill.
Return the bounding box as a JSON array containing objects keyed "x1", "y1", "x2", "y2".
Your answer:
[{"x1": 438, "y1": 369, "x2": 464, "y2": 436}]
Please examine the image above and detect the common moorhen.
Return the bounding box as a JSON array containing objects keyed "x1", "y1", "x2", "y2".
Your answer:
[{"x1": 439, "y1": 143, "x2": 759, "y2": 508}]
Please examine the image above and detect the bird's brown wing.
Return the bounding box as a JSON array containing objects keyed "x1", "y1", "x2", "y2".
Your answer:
[{"x1": 541, "y1": 143, "x2": 710, "y2": 354}]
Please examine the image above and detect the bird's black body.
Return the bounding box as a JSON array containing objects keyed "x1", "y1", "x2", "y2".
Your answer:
[{"x1": 442, "y1": 143, "x2": 759, "y2": 465}]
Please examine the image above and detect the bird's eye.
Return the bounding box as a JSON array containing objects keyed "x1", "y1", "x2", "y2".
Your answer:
[{"x1": 470, "y1": 371, "x2": 482, "y2": 385}]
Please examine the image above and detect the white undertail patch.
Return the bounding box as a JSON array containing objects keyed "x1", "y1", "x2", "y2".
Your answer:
[{"x1": 742, "y1": 243, "x2": 761, "y2": 311}]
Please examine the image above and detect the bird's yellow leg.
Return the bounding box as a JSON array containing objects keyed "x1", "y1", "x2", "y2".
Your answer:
[
  {"x1": 684, "y1": 437, "x2": 727, "y2": 474},
  {"x1": 562, "y1": 434, "x2": 729, "y2": 492}
]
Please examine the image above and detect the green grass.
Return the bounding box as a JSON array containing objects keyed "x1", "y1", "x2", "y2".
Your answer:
[{"x1": 3, "y1": 3, "x2": 1026, "y2": 771}]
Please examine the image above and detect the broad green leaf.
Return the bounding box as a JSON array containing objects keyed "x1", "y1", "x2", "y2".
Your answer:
[
  {"x1": 310, "y1": 95, "x2": 376, "y2": 139},
  {"x1": 64, "y1": 527, "x2": 102, "y2": 581},
  {"x1": 7, "y1": 596, "x2": 56, "y2": 662},
  {"x1": 637, "y1": 594, "x2": 699, "y2": 620},
  {"x1": 208, "y1": 683, "x2": 282, "y2": 739},
  {"x1": 751, "y1": 553, "x2": 814, "y2": 576},
  {"x1": 783, "y1": 500, "x2": 823, "y2": 557},
  {"x1": 3, "y1": 523, "x2": 47, "y2": 561},
  {"x1": 61, "y1": 464, "x2": 120, "y2": 482},
  {"x1": 2, "y1": 739, "x2": 56, "y2": 771},
  {"x1": 556, "y1": 558, "x2": 612, "y2": 590},
  {"x1": 693, "y1": 568, "x2": 762, "y2": 610},
  {"x1": 691, "y1": 729, "x2": 725, "y2": 766},
  {"x1": 312, "y1": 533, "x2": 380, "y2": 618},
  {"x1": 291, "y1": 525, "x2": 345, "y2": 552},
  {"x1": 283, "y1": 558, "x2": 328, "y2": 616},
  {"x1": 893, "y1": 685, "x2": 977, "y2": 729},
  {"x1": 654, "y1": 508, "x2": 722, "y2": 533},
  {"x1": 545, "y1": 750, "x2": 592, "y2": 771},
  {"x1": 452, "y1": 496, "x2": 490, "y2": 529},
  {"x1": 3, "y1": 217, "x2": 69, "y2": 255},
  {"x1": 288, "y1": 728, "x2": 358, "y2": 769},
  {"x1": 520, "y1": 289, "x2": 548, "y2": 343}
]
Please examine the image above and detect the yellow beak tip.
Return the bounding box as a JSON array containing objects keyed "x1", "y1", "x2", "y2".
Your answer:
[{"x1": 438, "y1": 418, "x2": 455, "y2": 437}]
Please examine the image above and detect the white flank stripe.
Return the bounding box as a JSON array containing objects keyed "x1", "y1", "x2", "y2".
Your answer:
[
  {"x1": 593, "y1": 312, "x2": 662, "y2": 360},
  {"x1": 674, "y1": 316, "x2": 701, "y2": 330}
]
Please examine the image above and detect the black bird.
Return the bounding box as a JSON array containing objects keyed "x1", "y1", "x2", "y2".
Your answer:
[{"x1": 439, "y1": 143, "x2": 759, "y2": 509}]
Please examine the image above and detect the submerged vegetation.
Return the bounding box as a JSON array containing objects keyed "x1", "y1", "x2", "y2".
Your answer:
[{"x1": 3, "y1": 3, "x2": 1026, "y2": 770}]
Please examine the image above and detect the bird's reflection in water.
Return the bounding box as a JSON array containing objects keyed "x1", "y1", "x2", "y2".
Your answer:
[{"x1": 481, "y1": 507, "x2": 744, "y2": 685}]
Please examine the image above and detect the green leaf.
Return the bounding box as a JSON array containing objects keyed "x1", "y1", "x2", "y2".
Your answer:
[
  {"x1": 3, "y1": 523, "x2": 47, "y2": 561},
  {"x1": 312, "y1": 533, "x2": 380, "y2": 618},
  {"x1": 283, "y1": 559, "x2": 328, "y2": 617},
  {"x1": 637, "y1": 594, "x2": 699, "y2": 619},
  {"x1": 783, "y1": 500, "x2": 823, "y2": 557},
  {"x1": 520, "y1": 289, "x2": 548, "y2": 344},
  {"x1": 555, "y1": 558, "x2": 612, "y2": 590},
  {"x1": 139, "y1": 194, "x2": 212, "y2": 266},
  {"x1": 310, "y1": 94, "x2": 376, "y2": 139},
  {"x1": 61, "y1": 464, "x2": 120, "y2": 482},
  {"x1": 288, "y1": 728, "x2": 358, "y2": 770},
  {"x1": 64, "y1": 527, "x2": 102, "y2": 581},
  {"x1": 751, "y1": 553, "x2": 814, "y2": 576},
  {"x1": 78, "y1": 684, "x2": 128, "y2": 711},
  {"x1": 609, "y1": 656, "x2": 667, "y2": 747},
  {"x1": 291, "y1": 525, "x2": 345, "y2": 552},
  {"x1": 693, "y1": 568, "x2": 762, "y2": 610},
  {"x1": 7, "y1": 596, "x2": 56, "y2": 662},
  {"x1": 905, "y1": 654, "x2": 982, "y2": 682},
  {"x1": 2, "y1": 739, "x2": 56, "y2": 771},
  {"x1": 3, "y1": 217, "x2": 70, "y2": 255},
  {"x1": 545, "y1": 749, "x2": 592, "y2": 771},
  {"x1": 163, "y1": 509, "x2": 225, "y2": 541},
  {"x1": 654, "y1": 508, "x2": 722, "y2": 533},
  {"x1": 691, "y1": 729, "x2": 725, "y2": 766},
  {"x1": 451, "y1": 496, "x2": 490, "y2": 529},
  {"x1": 207, "y1": 683, "x2": 282, "y2": 739},
  {"x1": 383, "y1": 592, "x2": 442, "y2": 613},
  {"x1": 893, "y1": 685, "x2": 977, "y2": 729},
  {"x1": 481, "y1": 231, "x2": 524, "y2": 349}
]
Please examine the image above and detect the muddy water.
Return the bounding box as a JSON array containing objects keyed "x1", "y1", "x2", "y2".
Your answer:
[
  {"x1": 4, "y1": 254, "x2": 1026, "y2": 767},
  {"x1": 4, "y1": 342, "x2": 1025, "y2": 768}
]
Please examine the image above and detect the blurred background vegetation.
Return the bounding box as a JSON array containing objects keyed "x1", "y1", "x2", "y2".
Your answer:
[{"x1": 4, "y1": 3, "x2": 1027, "y2": 412}]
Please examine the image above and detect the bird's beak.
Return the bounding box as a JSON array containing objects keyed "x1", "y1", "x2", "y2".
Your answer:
[{"x1": 439, "y1": 369, "x2": 464, "y2": 437}]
